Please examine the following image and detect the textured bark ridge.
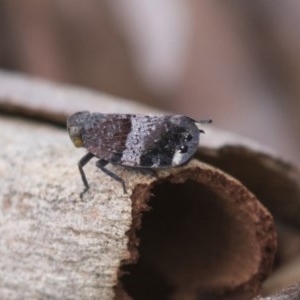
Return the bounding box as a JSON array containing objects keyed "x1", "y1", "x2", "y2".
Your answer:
[{"x1": 0, "y1": 71, "x2": 300, "y2": 299}]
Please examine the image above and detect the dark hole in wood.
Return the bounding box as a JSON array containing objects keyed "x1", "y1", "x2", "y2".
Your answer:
[{"x1": 120, "y1": 180, "x2": 255, "y2": 299}]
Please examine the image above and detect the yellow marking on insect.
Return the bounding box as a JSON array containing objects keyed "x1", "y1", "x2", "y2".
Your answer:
[
  {"x1": 72, "y1": 136, "x2": 84, "y2": 147},
  {"x1": 68, "y1": 126, "x2": 84, "y2": 147}
]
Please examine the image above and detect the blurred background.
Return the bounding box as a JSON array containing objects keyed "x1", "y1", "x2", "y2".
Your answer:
[{"x1": 1, "y1": 0, "x2": 300, "y2": 164}]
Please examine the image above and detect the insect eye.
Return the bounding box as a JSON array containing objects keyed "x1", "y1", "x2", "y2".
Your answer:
[
  {"x1": 179, "y1": 145, "x2": 188, "y2": 153},
  {"x1": 68, "y1": 126, "x2": 83, "y2": 147},
  {"x1": 183, "y1": 133, "x2": 192, "y2": 141}
]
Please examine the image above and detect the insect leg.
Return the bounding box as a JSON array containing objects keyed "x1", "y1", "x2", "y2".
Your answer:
[
  {"x1": 78, "y1": 152, "x2": 94, "y2": 196},
  {"x1": 96, "y1": 159, "x2": 127, "y2": 194}
]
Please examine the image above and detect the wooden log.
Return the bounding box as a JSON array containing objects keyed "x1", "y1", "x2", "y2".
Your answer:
[{"x1": 3, "y1": 70, "x2": 300, "y2": 299}]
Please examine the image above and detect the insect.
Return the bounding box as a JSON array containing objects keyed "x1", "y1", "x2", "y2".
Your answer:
[{"x1": 67, "y1": 111, "x2": 211, "y2": 195}]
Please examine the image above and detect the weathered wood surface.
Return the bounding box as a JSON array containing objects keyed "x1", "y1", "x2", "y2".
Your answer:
[{"x1": 0, "y1": 71, "x2": 300, "y2": 299}]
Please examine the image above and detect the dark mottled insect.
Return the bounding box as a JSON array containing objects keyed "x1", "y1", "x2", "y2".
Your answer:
[{"x1": 67, "y1": 111, "x2": 211, "y2": 195}]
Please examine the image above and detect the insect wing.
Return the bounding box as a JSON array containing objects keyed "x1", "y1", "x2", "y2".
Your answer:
[
  {"x1": 120, "y1": 115, "x2": 200, "y2": 168},
  {"x1": 82, "y1": 114, "x2": 132, "y2": 163},
  {"x1": 81, "y1": 114, "x2": 200, "y2": 169}
]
